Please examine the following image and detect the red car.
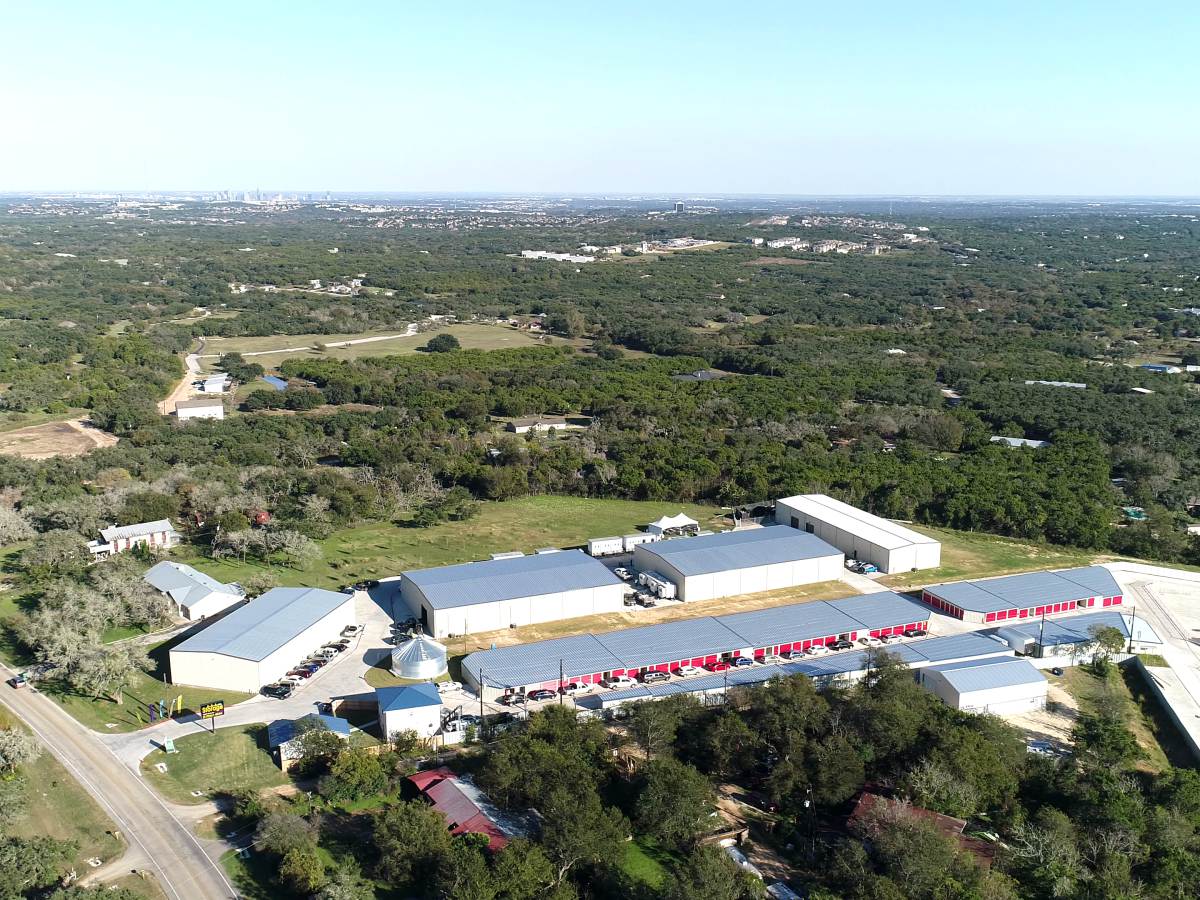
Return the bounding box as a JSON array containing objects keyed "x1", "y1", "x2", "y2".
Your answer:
[
  {"x1": 706, "y1": 661, "x2": 731, "y2": 672},
  {"x1": 287, "y1": 669, "x2": 315, "y2": 679}
]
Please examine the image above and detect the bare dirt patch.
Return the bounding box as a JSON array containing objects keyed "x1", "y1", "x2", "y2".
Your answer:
[
  {"x1": 1006, "y1": 683, "x2": 1079, "y2": 746},
  {"x1": 0, "y1": 418, "x2": 118, "y2": 459}
]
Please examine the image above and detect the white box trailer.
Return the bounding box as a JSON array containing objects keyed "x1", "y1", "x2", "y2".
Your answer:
[
  {"x1": 587, "y1": 537, "x2": 624, "y2": 557},
  {"x1": 623, "y1": 533, "x2": 660, "y2": 552},
  {"x1": 638, "y1": 571, "x2": 677, "y2": 599}
]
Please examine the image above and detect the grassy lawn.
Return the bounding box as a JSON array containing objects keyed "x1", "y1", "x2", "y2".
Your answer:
[
  {"x1": 363, "y1": 656, "x2": 449, "y2": 689},
  {"x1": 37, "y1": 639, "x2": 255, "y2": 734},
  {"x1": 172, "y1": 496, "x2": 724, "y2": 590},
  {"x1": 0, "y1": 707, "x2": 126, "y2": 871},
  {"x1": 620, "y1": 836, "x2": 677, "y2": 888},
  {"x1": 110, "y1": 873, "x2": 169, "y2": 899},
  {"x1": 1059, "y1": 665, "x2": 1187, "y2": 772},
  {"x1": 139, "y1": 724, "x2": 288, "y2": 804},
  {"x1": 199, "y1": 323, "x2": 552, "y2": 371},
  {"x1": 883, "y1": 526, "x2": 1098, "y2": 589}
]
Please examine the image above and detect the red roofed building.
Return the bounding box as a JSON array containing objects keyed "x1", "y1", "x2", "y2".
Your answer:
[
  {"x1": 848, "y1": 791, "x2": 996, "y2": 869},
  {"x1": 408, "y1": 767, "x2": 510, "y2": 851}
]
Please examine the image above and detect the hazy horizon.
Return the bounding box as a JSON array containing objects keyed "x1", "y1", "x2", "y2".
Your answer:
[{"x1": 5, "y1": 1, "x2": 1198, "y2": 196}]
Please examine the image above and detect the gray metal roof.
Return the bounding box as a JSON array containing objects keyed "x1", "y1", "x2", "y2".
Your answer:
[
  {"x1": 599, "y1": 617, "x2": 747, "y2": 669},
  {"x1": 926, "y1": 566, "x2": 1120, "y2": 613},
  {"x1": 827, "y1": 592, "x2": 930, "y2": 630},
  {"x1": 461, "y1": 633, "x2": 621, "y2": 688},
  {"x1": 402, "y1": 549, "x2": 622, "y2": 610},
  {"x1": 171, "y1": 587, "x2": 352, "y2": 662},
  {"x1": 377, "y1": 683, "x2": 443, "y2": 712},
  {"x1": 100, "y1": 519, "x2": 177, "y2": 542},
  {"x1": 989, "y1": 610, "x2": 1159, "y2": 647},
  {"x1": 635, "y1": 526, "x2": 841, "y2": 576},
  {"x1": 926, "y1": 657, "x2": 1046, "y2": 693},
  {"x1": 720, "y1": 603, "x2": 863, "y2": 649},
  {"x1": 463, "y1": 593, "x2": 947, "y2": 688},
  {"x1": 144, "y1": 561, "x2": 239, "y2": 607},
  {"x1": 907, "y1": 632, "x2": 1012, "y2": 663}
]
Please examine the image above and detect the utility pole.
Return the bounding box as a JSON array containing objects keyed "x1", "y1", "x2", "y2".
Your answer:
[
  {"x1": 479, "y1": 669, "x2": 486, "y2": 740},
  {"x1": 1127, "y1": 606, "x2": 1137, "y2": 654},
  {"x1": 559, "y1": 659, "x2": 564, "y2": 706},
  {"x1": 1038, "y1": 608, "x2": 1047, "y2": 659}
]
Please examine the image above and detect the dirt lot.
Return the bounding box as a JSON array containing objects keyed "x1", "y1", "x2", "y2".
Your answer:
[
  {"x1": 1006, "y1": 682, "x2": 1079, "y2": 746},
  {"x1": 448, "y1": 580, "x2": 853, "y2": 656},
  {"x1": 744, "y1": 256, "x2": 815, "y2": 266},
  {"x1": 0, "y1": 418, "x2": 118, "y2": 459}
]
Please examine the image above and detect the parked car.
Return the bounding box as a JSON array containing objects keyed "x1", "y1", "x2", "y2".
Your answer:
[
  {"x1": 902, "y1": 628, "x2": 928, "y2": 638},
  {"x1": 560, "y1": 682, "x2": 587, "y2": 696},
  {"x1": 527, "y1": 689, "x2": 557, "y2": 702},
  {"x1": 636, "y1": 593, "x2": 657, "y2": 608},
  {"x1": 6, "y1": 674, "x2": 27, "y2": 689},
  {"x1": 614, "y1": 567, "x2": 632, "y2": 581},
  {"x1": 437, "y1": 681, "x2": 463, "y2": 694},
  {"x1": 805, "y1": 645, "x2": 831, "y2": 657},
  {"x1": 1050, "y1": 667, "x2": 1065, "y2": 676},
  {"x1": 498, "y1": 693, "x2": 523, "y2": 706},
  {"x1": 313, "y1": 648, "x2": 338, "y2": 660},
  {"x1": 858, "y1": 636, "x2": 883, "y2": 647},
  {"x1": 335, "y1": 638, "x2": 352, "y2": 647},
  {"x1": 759, "y1": 653, "x2": 781, "y2": 664},
  {"x1": 287, "y1": 669, "x2": 314, "y2": 679},
  {"x1": 262, "y1": 683, "x2": 294, "y2": 699},
  {"x1": 830, "y1": 639, "x2": 854, "y2": 651},
  {"x1": 603, "y1": 674, "x2": 636, "y2": 688},
  {"x1": 1027, "y1": 740, "x2": 1055, "y2": 756},
  {"x1": 342, "y1": 625, "x2": 363, "y2": 637},
  {"x1": 673, "y1": 664, "x2": 699, "y2": 676},
  {"x1": 305, "y1": 658, "x2": 328, "y2": 668},
  {"x1": 322, "y1": 644, "x2": 346, "y2": 653},
  {"x1": 732, "y1": 656, "x2": 754, "y2": 667},
  {"x1": 706, "y1": 661, "x2": 731, "y2": 673},
  {"x1": 316, "y1": 701, "x2": 333, "y2": 715},
  {"x1": 281, "y1": 674, "x2": 304, "y2": 685},
  {"x1": 878, "y1": 634, "x2": 899, "y2": 644},
  {"x1": 852, "y1": 561, "x2": 879, "y2": 575},
  {"x1": 641, "y1": 670, "x2": 670, "y2": 684}
]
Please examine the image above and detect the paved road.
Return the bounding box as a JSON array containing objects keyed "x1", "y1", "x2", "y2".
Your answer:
[{"x1": 0, "y1": 665, "x2": 237, "y2": 900}]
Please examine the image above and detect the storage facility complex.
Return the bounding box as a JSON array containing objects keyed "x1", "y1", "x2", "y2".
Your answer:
[
  {"x1": 774, "y1": 494, "x2": 942, "y2": 574},
  {"x1": 397, "y1": 550, "x2": 626, "y2": 638},
  {"x1": 169, "y1": 587, "x2": 355, "y2": 693},
  {"x1": 575, "y1": 632, "x2": 1014, "y2": 712},
  {"x1": 922, "y1": 566, "x2": 1122, "y2": 624},
  {"x1": 918, "y1": 657, "x2": 1047, "y2": 714},
  {"x1": 631, "y1": 526, "x2": 843, "y2": 602},
  {"x1": 462, "y1": 591, "x2": 931, "y2": 700}
]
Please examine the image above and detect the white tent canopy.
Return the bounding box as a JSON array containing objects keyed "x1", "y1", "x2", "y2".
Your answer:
[{"x1": 647, "y1": 513, "x2": 699, "y2": 535}]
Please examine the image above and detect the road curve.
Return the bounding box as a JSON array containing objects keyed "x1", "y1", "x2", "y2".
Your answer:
[{"x1": 0, "y1": 670, "x2": 238, "y2": 900}]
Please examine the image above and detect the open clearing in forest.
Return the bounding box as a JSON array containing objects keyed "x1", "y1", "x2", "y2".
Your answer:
[
  {"x1": 197, "y1": 323, "x2": 554, "y2": 371},
  {"x1": 0, "y1": 418, "x2": 118, "y2": 459}
]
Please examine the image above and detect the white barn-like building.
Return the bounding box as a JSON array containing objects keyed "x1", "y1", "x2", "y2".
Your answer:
[
  {"x1": 169, "y1": 587, "x2": 355, "y2": 693},
  {"x1": 632, "y1": 527, "x2": 843, "y2": 602},
  {"x1": 774, "y1": 494, "x2": 941, "y2": 574},
  {"x1": 376, "y1": 684, "x2": 443, "y2": 740},
  {"x1": 397, "y1": 550, "x2": 627, "y2": 639},
  {"x1": 143, "y1": 561, "x2": 245, "y2": 621},
  {"x1": 919, "y1": 657, "x2": 1047, "y2": 715}
]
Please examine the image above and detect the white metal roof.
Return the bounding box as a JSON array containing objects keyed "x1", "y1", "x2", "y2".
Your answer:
[
  {"x1": 143, "y1": 561, "x2": 240, "y2": 608},
  {"x1": 647, "y1": 513, "x2": 698, "y2": 534},
  {"x1": 402, "y1": 550, "x2": 622, "y2": 610},
  {"x1": 100, "y1": 519, "x2": 177, "y2": 542},
  {"x1": 776, "y1": 495, "x2": 938, "y2": 551}
]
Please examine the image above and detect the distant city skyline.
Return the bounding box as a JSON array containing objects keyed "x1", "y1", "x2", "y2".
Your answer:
[{"x1": 4, "y1": 1, "x2": 1198, "y2": 195}]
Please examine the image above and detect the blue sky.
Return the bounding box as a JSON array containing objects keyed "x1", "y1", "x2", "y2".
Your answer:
[{"x1": 3, "y1": 1, "x2": 1197, "y2": 194}]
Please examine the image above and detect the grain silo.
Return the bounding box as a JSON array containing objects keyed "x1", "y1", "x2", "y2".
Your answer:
[{"x1": 390, "y1": 631, "x2": 449, "y2": 681}]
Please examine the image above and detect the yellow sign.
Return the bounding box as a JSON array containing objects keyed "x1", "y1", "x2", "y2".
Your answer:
[{"x1": 199, "y1": 700, "x2": 225, "y2": 720}]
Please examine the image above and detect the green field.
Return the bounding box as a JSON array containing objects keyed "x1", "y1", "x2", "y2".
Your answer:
[
  {"x1": 620, "y1": 837, "x2": 676, "y2": 888},
  {"x1": 174, "y1": 496, "x2": 725, "y2": 590},
  {"x1": 198, "y1": 323, "x2": 554, "y2": 372},
  {"x1": 0, "y1": 707, "x2": 126, "y2": 872},
  {"x1": 140, "y1": 724, "x2": 288, "y2": 804},
  {"x1": 882, "y1": 526, "x2": 1098, "y2": 589}
]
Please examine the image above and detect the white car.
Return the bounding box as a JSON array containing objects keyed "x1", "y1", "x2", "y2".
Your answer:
[
  {"x1": 878, "y1": 633, "x2": 900, "y2": 644},
  {"x1": 673, "y1": 664, "x2": 699, "y2": 676},
  {"x1": 560, "y1": 682, "x2": 588, "y2": 696},
  {"x1": 805, "y1": 644, "x2": 831, "y2": 657},
  {"x1": 281, "y1": 674, "x2": 304, "y2": 685},
  {"x1": 858, "y1": 636, "x2": 883, "y2": 648},
  {"x1": 604, "y1": 674, "x2": 636, "y2": 688},
  {"x1": 437, "y1": 681, "x2": 463, "y2": 694},
  {"x1": 759, "y1": 653, "x2": 782, "y2": 664}
]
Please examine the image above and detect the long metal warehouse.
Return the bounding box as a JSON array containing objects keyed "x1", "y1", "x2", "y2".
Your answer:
[
  {"x1": 918, "y1": 657, "x2": 1047, "y2": 714},
  {"x1": 632, "y1": 526, "x2": 843, "y2": 602},
  {"x1": 169, "y1": 587, "x2": 355, "y2": 693},
  {"x1": 398, "y1": 549, "x2": 627, "y2": 638},
  {"x1": 922, "y1": 566, "x2": 1122, "y2": 624},
  {"x1": 462, "y1": 591, "x2": 932, "y2": 700},
  {"x1": 774, "y1": 494, "x2": 942, "y2": 574}
]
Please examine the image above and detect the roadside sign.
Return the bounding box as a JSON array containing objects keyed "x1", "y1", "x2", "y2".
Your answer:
[
  {"x1": 200, "y1": 700, "x2": 225, "y2": 720},
  {"x1": 164, "y1": 739, "x2": 177, "y2": 754}
]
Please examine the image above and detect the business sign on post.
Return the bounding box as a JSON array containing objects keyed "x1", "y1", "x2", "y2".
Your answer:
[{"x1": 200, "y1": 700, "x2": 225, "y2": 732}]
